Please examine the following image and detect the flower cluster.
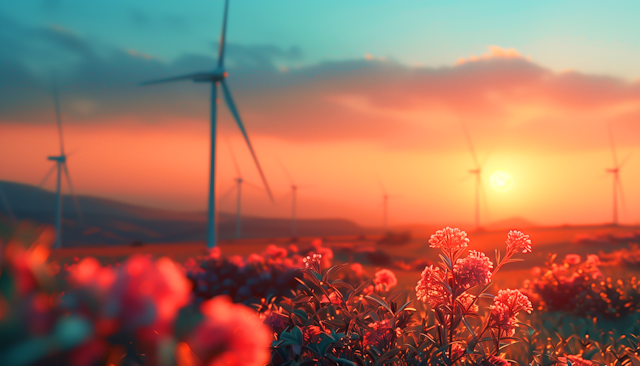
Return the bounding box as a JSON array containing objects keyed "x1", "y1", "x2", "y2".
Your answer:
[
  {"x1": 506, "y1": 230, "x2": 532, "y2": 255},
  {"x1": 373, "y1": 268, "x2": 397, "y2": 291},
  {"x1": 429, "y1": 226, "x2": 469, "y2": 251},
  {"x1": 454, "y1": 250, "x2": 493, "y2": 289},
  {"x1": 415, "y1": 265, "x2": 449, "y2": 307},
  {"x1": 489, "y1": 288, "x2": 533, "y2": 336},
  {"x1": 303, "y1": 253, "x2": 323, "y2": 273}
]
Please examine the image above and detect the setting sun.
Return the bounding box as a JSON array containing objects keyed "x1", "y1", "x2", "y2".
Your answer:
[{"x1": 490, "y1": 170, "x2": 513, "y2": 192}]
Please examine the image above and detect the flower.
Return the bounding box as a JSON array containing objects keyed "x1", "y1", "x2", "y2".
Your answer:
[
  {"x1": 490, "y1": 289, "x2": 532, "y2": 336},
  {"x1": 415, "y1": 265, "x2": 449, "y2": 307},
  {"x1": 457, "y1": 292, "x2": 479, "y2": 313},
  {"x1": 189, "y1": 295, "x2": 270, "y2": 366},
  {"x1": 429, "y1": 227, "x2": 469, "y2": 250},
  {"x1": 302, "y1": 325, "x2": 323, "y2": 345},
  {"x1": 363, "y1": 321, "x2": 396, "y2": 351},
  {"x1": 477, "y1": 355, "x2": 510, "y2": 366},
  {"x1": 303, "y1": 254, "x2": 322, "y2": 273},
  {"x1": 565, "y1": 355, "x2": 593, "y2": 366},
  {"x1": 493, "y1": 288, "x2": 533, "y2": 315},
  {"x1": 374, "y1": 269, "x2": 397, "y2": 291},
  {"x1": 263, "y1": 311, "x2": 288, "y2": 335},
  {"x1": 506, "y1": 230, "x2": 532, "y2": 254},
  {"x1": 564, "y1": 254, "x2": 581, "y2": 265},
  {"x1": 350, "y1": 263, "x2": 364, "y2": 276},
  {"x1": 454, "y1": 250, "x2": 493, "y2": 289}
]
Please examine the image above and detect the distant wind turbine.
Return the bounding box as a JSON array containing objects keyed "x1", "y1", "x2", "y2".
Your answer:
[
  {"x1": 39, "y1": 84, "x2": 84, "y2": 248},
  {"x1": 606, "y1": 123, "x2": 629, "y2": 226},
  {"x1": 376, "y1": 178, "x2": 398, "y2": 231},
  {"x1": 279, "y1": 163, "x2": 313, "y2": 238},
  {"x1": 461, "y1": 121, "x2": 489, "y2": 231},
  {"x1": 140, "y1": 0, "x2": 273, "y2": 248}
]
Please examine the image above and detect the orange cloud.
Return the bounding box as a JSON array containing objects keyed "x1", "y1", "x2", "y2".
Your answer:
[{"x1": 456, "y1": 45, "x2": 529, "y2": 65}]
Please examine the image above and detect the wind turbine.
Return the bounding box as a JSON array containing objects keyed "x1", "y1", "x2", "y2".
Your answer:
[
  {"x1": 140, "y1": 0, "x2": 273, "y2": 248},
  {"x1": 40, "y1": 84, "x2": 83, "y2": 248},
  {"x1": 280, "y1": 165, "x2": 300, "y2": 237},
  {"x1": 461, "y1": 122, "x2": 488, "y2": 231},
  {"x1": 606, "y1": 123, "x2": 629, "y2": 226},
  {"x1": 376, "y1": 178, "x2": 397, "y2": 231},
  {"x1": 218, "y1": 137, "x2": 266, "y2": 239}
]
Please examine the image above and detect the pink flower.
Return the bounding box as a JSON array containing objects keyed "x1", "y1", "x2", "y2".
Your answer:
[
  {"x1": 350, "y1": 263, "x2": 364, "y2": 276},
  {"x1": 262, "y1": 311, "x2": 288, "y2": 335},
  {"x1": 303, "y1": 254, "x2": 322, "y2": 273},
  {"x1": 506, "y1": 230, "x2": 532, "y2": 254},
  {"x1": 454, "y1": 250, "x2": 493, "y2": 289},
  {"x1": 374, "y1": 269, "x2": 398, "y2": 291},
  {"x1": 493, "y1": 288, "x2": 533, "y2": 315},
  {"x1": 490, "y1": 288, "x2": 532, "y2": 336},
  {"x1": 247, "y1": 253, "x2": 265, "y2": 265},
  {"x1": 302, "y1": 325, "x2": 323, "y2": 345},
  {"x1": 264, "y1": 244, "x2": 287, "y2": 259},
  {"x1": 415, "y1": 265, "x2": 450, "y2": 307},
  {"x1": 190, "y1": 295, "x2": 270, "y2": 366},
  {"x1": 429, "y1": 227, "x2": 469, "y2": 250},
  {"x1": 103, "y1": 256, "x2": 191, "y2": 336},
  {"x1": 457, "y1": 292, "x2": 479, "y2": 313},
  {"x1": 564, "y1": 254, "x2": 581, "y2": 265},
  {"x1": 478, "y1": 355, "x2": 510, "y2": 366},
  {"x1": 565, "y1": 355, "x2": 593, "y2": 366}
]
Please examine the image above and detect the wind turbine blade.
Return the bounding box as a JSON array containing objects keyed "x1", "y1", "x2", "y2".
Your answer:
[
  {"x1": 278, "y1": 160, "x2": 295, "y2": 185},
  {"x1": 63, "y1": 163, "x2": 84, "y2": 225},
  {"x1": 217, "y1": 0, "x2": 230, "y2": 68},
  {"x1": 221, "y1": 80, "x2": 274, "y2": 202},
  {"x1": 38, "y1": 164, "x2": 58, "y2": 189},
  {"x1": 52, "y1": 82, "x2": 65, "y2": 155},
  {"x1": 461, "y1": 120, "x2": 480, "y2": 169},
  {"x1": 218, "y1": 185, "x2": 237, "y2": 205},
  {"x1": 139, "y1": 73, "x2": 202, "y2": 86},
  {"x1": 618, "y1": 153, "x2": 632, "y2": 169},
  {"x1": 608, "y1": 122, "x2": 618, "y2": 167},
  {"x1": 479, "y1": 146, "x2": 494, "y2": 169},
  {"x1": 0, "y1": 185, "x2": 15, "y2": 223},
  {"x1": 224, "y1": 134, "x2": 242, "y2": 178}
]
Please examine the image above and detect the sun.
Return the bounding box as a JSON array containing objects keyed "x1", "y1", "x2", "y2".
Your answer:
[{"x1": 489, "y1": 170, "x2": 513, "y2": 192}]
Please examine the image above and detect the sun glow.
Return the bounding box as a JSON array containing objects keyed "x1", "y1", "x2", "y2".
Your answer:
[{"x1": 490, "y1": 170, "x2": 513, "y2": 192}]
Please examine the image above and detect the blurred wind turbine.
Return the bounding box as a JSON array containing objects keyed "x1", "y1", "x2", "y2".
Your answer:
[
  {"x1": 461, "y1": 121, "x2": 489, "y2": 231},
  {"x1": 140, "y1": 0, "x2": 273, "y2": 248},
  {"x1": 376, "y1": 178, "x2": 398, "y2": 231},
  {"x1": 39, "y1": 84, "x2": 84, "y2": 248},
  {"x1": 605, "y1": 123, "x2": 630, "y2": 226}
]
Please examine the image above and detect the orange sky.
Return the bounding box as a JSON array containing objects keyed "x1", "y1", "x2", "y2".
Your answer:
[{"x1": 2, "y1": 47, "x2": 640, "y2": 227}]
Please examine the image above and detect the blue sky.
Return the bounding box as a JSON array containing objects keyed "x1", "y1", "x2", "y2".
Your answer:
[{"x1": 3, "y1": 0, "x2": 640, "y2": 79}]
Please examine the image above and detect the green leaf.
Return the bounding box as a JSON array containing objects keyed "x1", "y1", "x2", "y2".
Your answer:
[
  {"x1": 365, "y1": 293, "x2": 394, "y2": 315},
  {"x1": 323, "y1": 263, "x2": 350, "y2": 283}
]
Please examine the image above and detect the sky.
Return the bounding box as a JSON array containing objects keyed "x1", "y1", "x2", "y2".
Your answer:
[{"x1": 1, "y1": 0, "x2": 640, "y2": 228}]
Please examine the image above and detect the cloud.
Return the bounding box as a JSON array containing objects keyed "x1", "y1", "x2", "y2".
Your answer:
[
  {"x1": 1, "y1": 20, "x2": 640, "y2": 154},
  {"x1": 456, "y1": 45, "x2": 529, "y2": 65}
]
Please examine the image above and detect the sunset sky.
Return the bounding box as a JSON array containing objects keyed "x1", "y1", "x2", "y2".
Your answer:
[{"x1": 1, "y1": 1, "x2": 640, "y2": 228}]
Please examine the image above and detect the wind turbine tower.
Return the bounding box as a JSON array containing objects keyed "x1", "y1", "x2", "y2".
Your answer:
[
  {"x1": 42, "y1": 85, "x2": 83, "y2": 248},
  {"x1": 606, "y1": 124, "x2": 628, "y2": 226},
  {"x1": 141, "y1": 0, "x2": 273, "y2": 248},
  {"x1": 461, "y1": 122, "x2": 486, "y2": 231}
]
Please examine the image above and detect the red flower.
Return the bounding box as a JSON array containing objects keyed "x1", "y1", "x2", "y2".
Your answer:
[
  {"x1": 374, "y1": 269, "x2": 397, "y2": 291},
  {"x1": 190, "y1": 295, "x2": 270, "y2": 366},
  {"x1": 303, "y1": 254, "x2": 322, "y2": 273},
  {"x1": 454, "y1": 250, "x2": 493, "y2": 289},
  {"x1": 506, "y1": 230, "x2": 532, "y2": 255},
  {"x1": 415, "y1": 265, "x2": 449, "y2": 307},
  {"x1": 429, "y1": 227, "x2": 469, "y2": 250},
  {"x1": 564, "y1": 254, "x2": 581, "y2": 265},
  {"x1": 490, "y1": 288, "x2": 532, "y2": 336}
]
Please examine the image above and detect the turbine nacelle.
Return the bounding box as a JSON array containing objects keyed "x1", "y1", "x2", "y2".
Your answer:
[
  {"x1": 606, "y1": 168, "x2": 619, "y2": 174},
  {"x1": 48, "y1": 155, "x2": 66, "y2": 163},
  {"x1": 468, "y1": 168, "x2": 481, "y2": 174},
  {"x1": 192, "y1": 69, "x2": 228, "y2": 83}
]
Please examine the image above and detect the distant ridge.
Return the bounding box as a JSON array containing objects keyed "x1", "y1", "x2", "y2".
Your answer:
[
  {"x1": 0, "y1": 180, "x2": 370, "y2": 246},
  {"x1": 484, "y1": 216, "x2": 537, "y2": 231}
]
